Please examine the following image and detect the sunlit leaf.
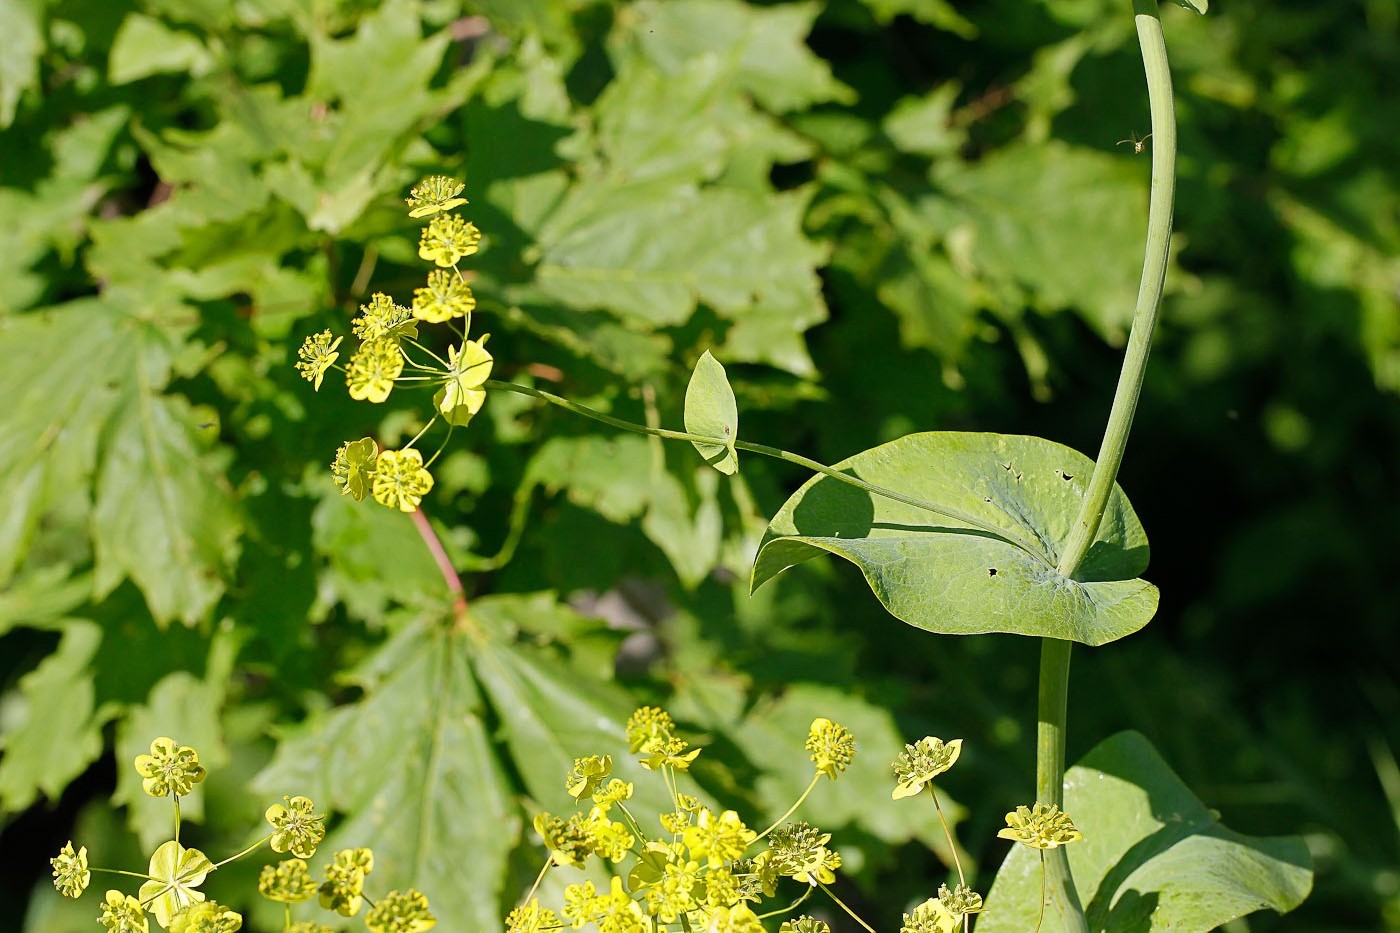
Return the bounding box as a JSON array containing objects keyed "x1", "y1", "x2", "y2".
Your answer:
[
  {"x1": 752, "y1": 432, "x2": 1158, "y2": 646},
  {"x1": 684, "y1": 351, "x2": 739, "y2": 475},
  {"x1": 978, "y1": 731, "x2": 1311, "y2": 932},
  {"x1": 252, "y1": 613, "x2": 514, "y2": 933},
  {"x1": 0, "y1": 622, "x2": 108, "y2": 811}
]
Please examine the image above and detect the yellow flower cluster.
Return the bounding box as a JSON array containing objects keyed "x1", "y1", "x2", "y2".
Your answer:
[
  {"x1": 516, "y1": 709, "x2": 864, "y2": 933},
  {"x1": 296, "y1": 175, "x2": 493, "y2": 514}
]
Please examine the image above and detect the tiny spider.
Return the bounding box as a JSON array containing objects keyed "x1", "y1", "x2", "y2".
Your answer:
[{"x1": 1116, "y1": 131, "x2": 1152, "y2": 154}]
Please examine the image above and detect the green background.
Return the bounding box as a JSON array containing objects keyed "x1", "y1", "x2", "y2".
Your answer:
[{"x1": 1, "y1": 0, "x2": 1396, "y2": 929}]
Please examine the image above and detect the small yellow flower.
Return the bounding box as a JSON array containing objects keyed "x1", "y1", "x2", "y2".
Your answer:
[
  {"x1": 51, "y1": 841, "x2": 90, "y2": 897},
  {"x1": 707, "y1": 904, "x2": 766, "y2": 933},
  {"x1": 683, "y1": 808, "x2": 756, "y2": 867},
  {"x1": 406, "y1": 175, "x2": 468, "y2": 218},
  {"x1": 764, "y1": 822, "x2": 841, "y2": 886},
  {"x1": 318, "y1": 848, "x2": 375, "y2": 917},
  {"x1": 534, "y1": 811, "x2": 601, "y2": 868},
  {"x1": 412, "y1": 268, "x2": 476, "y2": 322},
  {"x1": 591, "y1": 778, "x2": 634, "y2": 810},
  {"x1": 900, "y1": 897, "x2": 958, "y2": 933},
  {"x1": 891, "y1": 736, "x2": 962, "y2": 800},
  {"x1": 295, "y1": 330, "x2": 343, "y2": 390},
  {"x1": 566, "y1": 755, "x2": 612, "y2": 800},
  {"x1": 331, "y1": 437, "x2": 378, "y2": 501},
  {"x1": 134, "y1": 737, "x2": 207, "y2": 798},
  {"x1": 365, "y1": 888, "x2": 436, "y2": 933},
  {"x1": 167, "y1": 901, "x2": 243, "y2": 933},
  {"x1": 434, "y1": 335, "x2": 493, "y2": 426},
  {"x1": 418, "y1": 213, "x2": 481, "y2": 267},
  {"x1": 371, "y1": 448, "x2": 435, "y2": 512},
  {"x1": 258, "y1": 858, "x2": 316, "y2": 903},
  {"x1": 353, "y1": 293, "x2": 419, "y2": 344},
  {"x1": 704, "y1": 867, "x2": 742, "y2": 908},
  {"x1": 506, "y1": 899, "x2": 561, "y2": 933},
  {"x1": 997, "y1": 802, "x2": 1084, "y2": 850},
  {"x1": 586, "y1": 812, "x2": 636, "y2": 863},
  {"x1": 265, "y1": 795, "x2": 326, "y2": 859},
  {"x1": 625, "y1": 706, "x2": 677, "y2": 752},
  {"x1": 937, "y1": 882, "x2": 983, "y2": 917},
  {"x1": 806, "y1": 717, "x2": 856, "y2": 779},
  {"x1": 562, "y1": 880, "x2": 600, "y2": 929},
  {"x1": 346, "y1": 338, "x2": 404, "y2": 403},
  {"x1": 98, "y1": 889, "x2": 148, "y2": 933},
  {"x1": 779, "y1": 918, "x2": 830, "y2": 933}
]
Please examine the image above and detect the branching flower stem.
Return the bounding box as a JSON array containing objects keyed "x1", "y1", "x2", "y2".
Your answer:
[
  {"x1": 484, "y1": 380, "x2": 1051, "y2": 563},
  {"x1": 1036, "y1": 2, "x2": 1178, "y2": 929}
]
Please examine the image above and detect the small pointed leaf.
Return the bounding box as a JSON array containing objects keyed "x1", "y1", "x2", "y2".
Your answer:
[
  {"x1": 751, "y1": 432, "x2": 1157, "y2": 646},
  {"x1": 978, "y1": 732, "x2": 1311, "y2": 932},
  {"x1": 684, "y1": 350, "x2": 739, "y2": 475}
]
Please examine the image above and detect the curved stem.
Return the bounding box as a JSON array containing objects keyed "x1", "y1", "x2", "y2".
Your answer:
[
  {"x1": 754, "y1": 773, "x2": 822, "y2": 842},
  {"x1": 816, "y1": 883, "x2": 877, "y2": 933},
  {"x1": 484, "y1": 380, "x2": 1049, "y2": 562},
  {"x1": 1036, "y1": 3, "x2": 1178, "y2": 930}
]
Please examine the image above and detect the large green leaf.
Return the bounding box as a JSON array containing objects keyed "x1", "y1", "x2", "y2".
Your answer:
[
  {"x1": 752, "y1": 432, "x2": 1157, "y2": 646},
  {"x1": 0, "y1": 622, "x2": 109, "y2": 811},
  {"x1": 728, "y1": 684, "x2": 966, "y2": 863},
  {"x1": 252, "y1": 614, "x2": 514, "y2": 933},
  {"x1": 0, "y1": 302, "x2": 240, "y2": 625},
  {"x1": 978, "y1": 731, "x2": 1311, "y2": 932},
  {"x1": 625, "y1": 0, "x2": 855, "y2": 113},
  {"x1": 469, "y1": 604, "x2": 683, "y2": 821},
  {"x1": 0, "y1": 0, "x2": 42, "y2": 126},
  {"x1": 927, "y1": 143, "x2": 1156, "y2": 344}
]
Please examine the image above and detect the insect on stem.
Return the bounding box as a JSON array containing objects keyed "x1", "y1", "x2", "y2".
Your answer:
[{"x1": 1116, "y1": 131, "x2": 1153, "y2": 154}]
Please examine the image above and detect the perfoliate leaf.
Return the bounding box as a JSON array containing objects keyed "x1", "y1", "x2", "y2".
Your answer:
[
  {"x1": 978, "y1": 732, "x2": 1311, "y2": 932},
  {"x1": 752, "y1": 432, "x2": 1158, "y2": 646},
  {"x1": 684, "y1": 350, "x2": 739, "y2": 475}
]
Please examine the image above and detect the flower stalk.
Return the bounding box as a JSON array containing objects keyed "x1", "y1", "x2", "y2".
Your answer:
[{"x1": 1036, "y1": 1, "x2": 1179, "y2": 927}]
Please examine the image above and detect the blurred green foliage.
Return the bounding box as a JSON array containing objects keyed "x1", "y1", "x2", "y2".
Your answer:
[{"x1": 1, "y1": 0, "x2": 1396, "y2": 929}]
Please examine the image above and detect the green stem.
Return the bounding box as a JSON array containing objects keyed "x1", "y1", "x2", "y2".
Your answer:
[
  {"x1": 1036, "y1": 2, "x2": 1178, "y2": 929},
  {"x1": 754, "y1": 773, "x2": 822, "y2": 842},
  {"x1": 816, "y1": 882, "x2": 877, "y2": 933},
  {"x1": 211, "y1": 832, "x2": 276, "y2": 869},
  {"x1": 484, "y1": 380, "x2": 1049, "y2": 562}
]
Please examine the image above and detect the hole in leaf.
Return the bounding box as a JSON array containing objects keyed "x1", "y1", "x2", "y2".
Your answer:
[
  {"x1": 1056, "y1": 469, "x2": 1075, "y2": 481},
  {"x1": 988, "y1": 568, "x2": 998, "y2": 577}
]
